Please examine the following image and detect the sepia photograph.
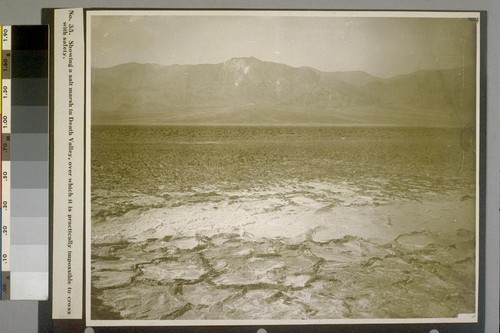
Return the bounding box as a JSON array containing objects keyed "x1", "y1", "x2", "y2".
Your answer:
[{"x1": 85, "y1": 10, "x2": 480, "y2": 325}]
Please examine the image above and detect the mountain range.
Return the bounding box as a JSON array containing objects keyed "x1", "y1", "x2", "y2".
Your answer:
[{"x1": 91, "y1": 57, "x2": 476, "y2": 127}]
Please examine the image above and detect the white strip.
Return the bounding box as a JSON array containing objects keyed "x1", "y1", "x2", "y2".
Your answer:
[
  {"x1": 52, "y1": 8, "x2": 84, "y2": 319},
  {"x1": 1, "y1": 161, "x2": 10, "y2": 271},
  {"x1": 88, "y1": 316, "x2": 478, "y2": 327},
  {"x1": 88, "y1": 9, "x2": 480, "y2": 19},
  {"x1": 1, "y1": 81, "x2": 9, "y2": 133},
  {"x1": 10, "y1": 271, "x2": 48, "y2": 300},
  {"x1": 85, "y1": 12, "x2": 92, "y2": 324},
  {"x1": 2, "y1": 25, "x2": 10, "y2": 50},
  {"x1": 11, "y1": 245, "x2": 48, "y2": 272},
  {"x1": 1, "y1": 25, "x2": 11, "y2": 277}
]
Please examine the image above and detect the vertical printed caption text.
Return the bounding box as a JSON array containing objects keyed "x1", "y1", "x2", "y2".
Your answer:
[{"x1": 61, "y1": 9, "x2": 76, "y2": 315}]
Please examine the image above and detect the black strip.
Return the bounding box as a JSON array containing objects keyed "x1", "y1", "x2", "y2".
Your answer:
[
  {"x1": 11, "y1": 26, "x2": 49, "y2": 80},
  {"x1": 477, "y1": 10, "x2": 488, "y2": 333},
  {"x1": 11, "y1": 79, "x2": 48, "y2": 106},
  {"x1": 11, "y1": 50, "x2": 48, "y2": 79},
  {"x1": 39, "y1": 10, "x2": 55, "y2": 333},
  {"x1": 11, "y1": 26, "x2": 49, "y2": 51}
]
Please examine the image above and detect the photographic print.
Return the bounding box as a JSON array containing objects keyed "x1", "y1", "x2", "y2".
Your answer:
[{"x1": 85, "y1": 10, "x2": 480, "y2": 326}]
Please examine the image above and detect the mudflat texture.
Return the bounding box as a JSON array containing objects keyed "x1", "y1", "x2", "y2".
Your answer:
[{"x1": 90, "y1": 126, "x2": 476, "y2": 321}]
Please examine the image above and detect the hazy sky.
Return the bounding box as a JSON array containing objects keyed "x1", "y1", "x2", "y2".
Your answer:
[{"x1": 89, "y1": 12, "x2": 477, "y2": 78}]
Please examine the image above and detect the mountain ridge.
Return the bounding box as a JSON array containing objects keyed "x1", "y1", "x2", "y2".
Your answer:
[{"x1": 91, "y1": 57, "x2": 476, "y2": 127}]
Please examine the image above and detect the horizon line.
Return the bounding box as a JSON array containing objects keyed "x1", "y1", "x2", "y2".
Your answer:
[
  {"x1": 92, "y1": 56, "x2": 475, "y2": 80},
  {"x1": 90, "y1": 123, "x2": 470, "y2": 129}
]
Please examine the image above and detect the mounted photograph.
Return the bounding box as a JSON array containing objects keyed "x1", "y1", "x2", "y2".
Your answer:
[{"x1": 84, "y1": 10, "x2": 480, "y2": 326}]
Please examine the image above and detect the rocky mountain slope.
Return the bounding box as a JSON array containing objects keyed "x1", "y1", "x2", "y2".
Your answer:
[{"x1": 91, "y1": 57, "x2": 476, "y2": 127}]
